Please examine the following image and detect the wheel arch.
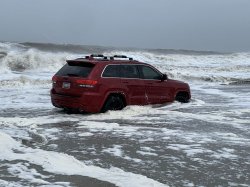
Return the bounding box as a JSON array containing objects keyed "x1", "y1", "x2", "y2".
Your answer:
[{"x1": 100, "y1": 91, "x2": 128, "y2": 111}]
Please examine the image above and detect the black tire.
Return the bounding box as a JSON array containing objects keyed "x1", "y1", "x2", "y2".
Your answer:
[
  {"x1": 175, "y1": 92, "x2": 189, "y2": 103},
  {"x1": 64, "y1": 108, "x2": 79, "y2": 114},
  {"x1": 101, "y1": 95, "x2": 125, "y2": 112}
]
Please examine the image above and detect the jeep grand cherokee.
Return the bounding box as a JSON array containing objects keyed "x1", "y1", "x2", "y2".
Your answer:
[{"x1": 51, "y1": 54, "x2": 191, "y2": 113}]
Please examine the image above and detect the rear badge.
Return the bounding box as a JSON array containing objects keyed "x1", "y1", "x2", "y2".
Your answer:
[{"x1": 62, "y1": 82, "x2": 71, "y2": 89}]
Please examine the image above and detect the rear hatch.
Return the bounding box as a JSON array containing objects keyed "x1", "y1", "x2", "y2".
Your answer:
[{"x1": 52, "y1": 61, "x2": 96, "y2": 97}]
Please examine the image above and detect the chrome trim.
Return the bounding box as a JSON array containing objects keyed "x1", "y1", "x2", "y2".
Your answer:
[{"x1": 101, "y1": 64, "x2": 166, "y2": 81}]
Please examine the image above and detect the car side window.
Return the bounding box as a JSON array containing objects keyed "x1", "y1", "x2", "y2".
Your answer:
[
  {"x1": 120, "y1": 65, "x2": 140, "y2": 78},
  {"x1": 141, "y1": 66, "x2": 162, "y2": 80},
  {"x1": 102, "y1": 65, "x2": 120, "y2": 77}
]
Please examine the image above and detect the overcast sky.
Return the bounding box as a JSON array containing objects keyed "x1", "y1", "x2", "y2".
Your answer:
[{"x1": 0, "y1": 0, "x2": 250, "y2": 52}]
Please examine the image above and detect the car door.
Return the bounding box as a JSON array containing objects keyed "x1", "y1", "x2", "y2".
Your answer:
[
  {"x1": 120, "y1": 65, "x2": 146, "y2": 105},
  {"x1": 140, "y1": 65, "x2": 170, "y2": 104}
]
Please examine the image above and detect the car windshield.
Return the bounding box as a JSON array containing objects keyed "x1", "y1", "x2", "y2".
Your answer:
[{"x1": 56, "y1": 63, "x2": 94, "y2": 78}]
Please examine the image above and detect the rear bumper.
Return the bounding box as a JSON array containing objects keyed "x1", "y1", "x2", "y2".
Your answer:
[{"x1": 50, "y1": 89, "x2": 103, "y2": 113}]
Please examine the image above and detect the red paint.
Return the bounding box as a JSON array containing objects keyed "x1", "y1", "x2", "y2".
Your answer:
[{"x1": 50, "y1": 55, "x2": 191, "y2": 113}]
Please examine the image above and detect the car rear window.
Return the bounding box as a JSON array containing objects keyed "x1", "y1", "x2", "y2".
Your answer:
[{"x1": 56, "y1": 63, "x2": 94, "y2": 78}]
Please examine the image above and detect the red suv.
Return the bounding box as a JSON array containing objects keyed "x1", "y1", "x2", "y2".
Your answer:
[{"x1": 51, "y1": 54, "x2": 191, "y2": 113}]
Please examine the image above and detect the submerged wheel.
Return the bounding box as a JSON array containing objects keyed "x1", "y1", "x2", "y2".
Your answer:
[
  {"x1": 101, "y1": 95, "x2": 125, "y2": 112},
  {"x1": 63, "y1": 108, "x2": 79, "y2": 114},
  {"x1": 175, "y1": 92, "x2": 189, "y2": 103}
]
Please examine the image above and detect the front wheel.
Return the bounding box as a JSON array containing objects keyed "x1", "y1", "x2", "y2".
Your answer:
[
  {"x1": 175, "y1": 92, "x2": 190, "y2": 103},
  {"x1": 101, "y1": 95, "x2": 125, "y2": 113}
]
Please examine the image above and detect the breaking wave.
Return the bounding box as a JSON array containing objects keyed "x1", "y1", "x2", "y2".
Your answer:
[
  {"x1": 1, "y1": 42, "x2": 250, "y2": 85},
  {"x1": 105, "y1": 51, "x2": 250, "y2": 84},
  {"x1": 0, "y1": 49, "x2": 71, "y2": 73}
]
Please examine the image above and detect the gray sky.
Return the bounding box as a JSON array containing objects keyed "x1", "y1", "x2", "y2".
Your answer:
[{"x1": 0, "y1": 0, "x2": 250, "y2": 52}]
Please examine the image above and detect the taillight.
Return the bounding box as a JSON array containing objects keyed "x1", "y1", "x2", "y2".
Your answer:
[
  {"x1": 76, "y1": 79, "x2": 97, "y2": 88},
  {"x1": 52, "y1": 76, "x2": 58, "y2": 84}
]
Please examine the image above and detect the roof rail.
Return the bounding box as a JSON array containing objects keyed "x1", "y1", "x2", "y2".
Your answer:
[
  {"x1": 85, "y1": 54, "x2": 108, "y2": 60},
  {"x1": 110, "y1": 55, "x2": 133, "y2": 61},
  {"x1": 90, "y1": 54, "x2": 104, "y2": 58}
]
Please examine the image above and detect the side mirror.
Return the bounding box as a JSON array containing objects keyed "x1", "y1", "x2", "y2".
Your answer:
[{"x1": 161, "y1": 74, "x2": 168, "y2": 81}]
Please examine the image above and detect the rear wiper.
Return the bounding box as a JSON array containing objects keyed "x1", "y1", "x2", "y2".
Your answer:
[{"x1": 67, "y1": 73, "x2": 78, "y2": 77}]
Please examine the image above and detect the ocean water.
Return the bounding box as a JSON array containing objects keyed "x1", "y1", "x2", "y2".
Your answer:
[{"x1": 0, "y1": 42, "x2": 250, "y2": 187}]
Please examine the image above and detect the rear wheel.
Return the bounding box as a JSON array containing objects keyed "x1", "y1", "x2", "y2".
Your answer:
[
  {"x1": 175, "y1": 92, "x2": 189, "y2": 103},
  {"x1": 101, "y1": 95, "x2": 125, "y2": 112},
  {"x1": 63, "y1": 108, "x2": 79, "y2": 114}
]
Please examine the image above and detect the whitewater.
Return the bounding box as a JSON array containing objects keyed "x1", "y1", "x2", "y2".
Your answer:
[{"x1": 0, "y1": 42, "x2": 250, "y2": 187}]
